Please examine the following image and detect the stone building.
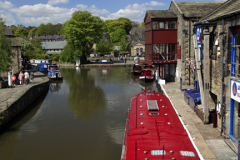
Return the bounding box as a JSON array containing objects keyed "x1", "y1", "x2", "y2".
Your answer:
[
  {"x1": 131, "y1": 41, "x2": 145, "y2": 56},
  {"x1": 193, "y1": 0, "x2": 240, "y2": 151},
  {"x1": 25, "y1": 34, "x2": 67, "y2": 42},
  {"x1": 169, "y1": 1, "x2": 223, "y2": 85},
  {"x1": 41, "y1": 41, "x2": 67, "y2": 55}
]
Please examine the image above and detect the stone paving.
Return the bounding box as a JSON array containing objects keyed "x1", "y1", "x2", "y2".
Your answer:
[
  {"x1": 0, "y1": 72, "x2": 49, "y2": 115},
  {"x1": 161, "y1": 82, "x2": 237, "y2": 160}
]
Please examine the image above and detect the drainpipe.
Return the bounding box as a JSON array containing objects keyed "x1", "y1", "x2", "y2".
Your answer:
[{"x1": 220, "y1": 18, "x2": 225, "y2": 136}]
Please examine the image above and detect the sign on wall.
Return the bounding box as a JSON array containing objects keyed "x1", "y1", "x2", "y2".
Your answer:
[
  {"x1": 196, "y1": 26, "x2": 202, "y2": 46},
  {"x1": 231, "y1": 80, "x2": 240, "y2": 102}
]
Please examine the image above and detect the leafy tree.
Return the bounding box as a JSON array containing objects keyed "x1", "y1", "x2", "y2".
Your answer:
[
  {"x1": 110, "y1": 28, "x2": 127, "y2": 43},
  {"x1": 28, "y1": 27, "x2": 38, "y2": 37},
  {"x1": 46, "y1": 23, "x2": 53, "y2": 35},
  {"x1": 139, "y1": 22, "x2": 145, "y2": 27},
  {"x1": 104, "y1": 17, "x2": 132, "y2": 35},
  {"x1": 30, "y1": 38, "x2": 42, "y2": 49},
  {"x1": 36, "y1": 53, "x2": 48, "y2": 59},
  {"x1": 14, "y1": 26, "x2": 28, "y2": 37},
  {"x1": 63, "y1": 10, "x2": 104, "y2": 64},
  {"x1": 35, "y1": 23, "x2": 46, "y2": 36},
  {"x1": 20, "y1": 38, "x2": 33, "y2": 59},
  {"x1": 96, "y1": 39, "x2": 113, "y2": 56},
  {"x1": 131, "y1": 21, "x2": 140, "y2": 28},
  {"x1": 0, "y1": 21, "x2": 14, "y2": 76},
  {"x1": 10, "y1": 25, "x2": 17, "y2": 34},
  {"x1": 60, "y1": 43, "x2": 75, "y2": 63},
  {"x1": 119, "y1": 37, "x2": 130, "y2": 55}
]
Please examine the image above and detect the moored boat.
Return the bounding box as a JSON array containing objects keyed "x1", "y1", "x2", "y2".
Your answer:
[
  {"x1": 131, "y1": 64, "x2": 143, "y2": 75},
  {"x1": 47, "y1": 65, "x2": 63, "y2": 80},
  {"x1": 98, "y1": 59, "x2": 113, "y2": 64},
  {"x1": 121, "y1": 90, "x2": 200, "y2": 160},
  {"x1": 139, "y1": 68, "x2": 155, "y2": 82}
]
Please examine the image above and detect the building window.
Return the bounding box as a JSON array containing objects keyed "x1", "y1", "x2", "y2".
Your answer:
[
  {"x1": 136, "y1": 48, "x2": 139, "y2": 55},
  {"x1": 140, "y1": 48, "x2": 143, "y2": 55},
  {"x1": 172, "y1": 44, "x2": 176, "y2": 53},
  {"x1": 159, "y1": 44, "x2": 164, "y2": 53},
  {"x1": 165, "y1": 44, "x2": 170, "y2": 53},
  {"x1": 153, "y1": 44, "x2": 159, "y2": 54},
  {"x1": 171, "y1": 21, "x2": 176, "y2": 29},
  {"x1": 159, "y1": 22, "x2": 164, "y2": 29},
  {"x1": 165, "y1": 22, "x2": 170, "y2": 29},
  {"x1": 152, "y1": 22, "x2": 158, "y2": 29}
]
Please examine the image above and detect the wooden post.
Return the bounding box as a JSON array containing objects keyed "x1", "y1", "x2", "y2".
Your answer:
[
  {"x1": 203, "y1": 28, "x2": 210, "y2": 123},
  {"x1": 193, "y1": 34, "x2": 206, "y2": 121}
]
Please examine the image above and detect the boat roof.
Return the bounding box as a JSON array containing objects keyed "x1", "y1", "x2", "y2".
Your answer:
[{"x1": 123, "y1": 91, "x2": 199, "y2": 159}]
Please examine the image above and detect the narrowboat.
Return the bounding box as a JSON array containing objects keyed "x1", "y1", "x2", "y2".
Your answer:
[
  {"x1": 98, "y1": 59, "x2": 113, "y2": 64},
  {"x1": 36, "y1": 62, "x2": 49, "y2": 72},
  {"x1": 139, "y1": 68, "x2": 155, "y2": 82},
  {"x1": 121, "y1": 90, "x2": 200, "y2": 160},
  {"x1": 131, "y1": 64, "x2": 143, "y2": 75},
  {"x1": 47, "y1": 65, "x2": 63, "y2": 80}
]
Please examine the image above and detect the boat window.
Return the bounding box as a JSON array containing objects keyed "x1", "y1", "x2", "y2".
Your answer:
[
  {"x1": 133, "y1": 66, "x2": 142, "y2": 71},
  {"x1": 151, "y1": 150, "x2": 166, "y2": 155},
  {"x1": 149, "y1": 113, "x2": 159, "y2": 115}
]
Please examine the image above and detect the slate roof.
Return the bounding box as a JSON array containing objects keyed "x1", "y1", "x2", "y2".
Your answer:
[
  {"x1": 26, "y1": 34, "x2": 68, "y2": 41},
  {"x1": 5, "y1": 27, "x2": 14, "y2": 36},
  {"x1": 171, "y1": 1, "x2": 223, "y2": 18},
  {"x1": 132, "y1": 41, "x2": 145, "y2": 47},
  {"x1": 41, "y1": 41, "x2": 67, "y2": 50},
  {"x1": 197, "y1": 0, "x2": 240, "y2": 23},
  {"x1": 147, "y1": 10, "x2": 177, "y2": 18}
]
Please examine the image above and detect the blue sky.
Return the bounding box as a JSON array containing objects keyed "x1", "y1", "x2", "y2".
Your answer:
[{"x1": 0, "y1": 0, "x2": 227, "y2": 27}]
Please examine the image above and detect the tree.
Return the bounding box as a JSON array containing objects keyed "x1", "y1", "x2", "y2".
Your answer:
[
  {"x1": 110, "y1": 28, "x2": 127, "y2": 43},
  {"x1": 131, "y1": 21, "x2": 140, "y2": 28},
  {"x1": 14, "y1": 26, "x2": 28, "y2": 37},
  {"x1": 35, "y1": 23, "x2": 46, "y2": 36},
  {"x1": 0, "y1": 21, "x2": 14, "y2": 76},
  {"x1": 96, "y1": 39, "x2": 113, "y2": 56},
  {"x1": 28, "y1": 27, "x2": 38, "y2": 37},
  {"x1": 60, "y1": 43, "x2": 75, "y2": 63},
  {"x1": 46, "y1": 23, "x2": 53, "y2": 35},
  {"x1": 63, "y1": 10, "x2": 104, "y2": 64},
  {"x1": 20, "y1": 38, "x2": 33, "y2": 59},
  {"x1": 30, "y1": 38, "x2": 42, "y2": 49},
  {"x1": 10, "y1": 25, "x2": 17, "y2": 34},
  {"x1": 119, "y1": 37, "x2": 131, "y2": 55}
]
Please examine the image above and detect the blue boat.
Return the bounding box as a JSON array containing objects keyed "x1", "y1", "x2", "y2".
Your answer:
[
  {"x1": 47, "y1": 65, "x2": 63, "y2": 80},
  {"x1": 36, "y1": 62, "x2": 49, "y2": 72}
]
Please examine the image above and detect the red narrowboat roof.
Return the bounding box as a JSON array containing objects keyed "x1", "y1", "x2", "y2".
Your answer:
[{"x1": 122, "y1": 91, "x2": 199, "y2": 160}]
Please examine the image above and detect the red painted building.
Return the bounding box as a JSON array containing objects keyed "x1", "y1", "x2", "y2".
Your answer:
[
  {"x1": 144, "y1": 10, "x2": 179, "y2": 64},
  {"x1": 144, "y1": 10, "x2": 178, "y2": 80}
]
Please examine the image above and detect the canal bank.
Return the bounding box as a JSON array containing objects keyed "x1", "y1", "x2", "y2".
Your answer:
[
  {"x1": 159, "y1": 81, "x2": 237, "y2": 160},
  {"x1": 0, "y1": 72, "x2": 49, "y2": 130}
]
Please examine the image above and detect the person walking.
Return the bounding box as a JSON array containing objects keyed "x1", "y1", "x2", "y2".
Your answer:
[
  {"x1": 11, "y1": 75, "x2": 16, "y2": 87},
  {"x1": 18, "y1": 72, "x2": 24, "y2": 85},
  {"x1": 24, "y1": 71, "x2": 29, "y2": 84},
  {"x1": 30, "y1": 72, "x2": 34, "y2": 83}
]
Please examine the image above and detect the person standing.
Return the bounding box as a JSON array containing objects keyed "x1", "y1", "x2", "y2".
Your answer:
[
  {"x1": 18, "y1": 72, "x2": 24, "y2": 85},
  {"x1": 11, "y1": 75, "x2": 16, "y2": 87},
  {"x1": 24, "y1": 71, "x2": 29, "y2": 84}
]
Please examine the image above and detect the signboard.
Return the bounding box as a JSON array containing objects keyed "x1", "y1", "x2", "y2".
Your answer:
[
  {"x1": 196, "y1": 26, "x2": 202, "y2": 46},
  {"x1": 231, "y1": 80, "x2": 240, "y2": 102},
  {"x1": 177, "y1": 45, "x2": 181, "y2": 59}
]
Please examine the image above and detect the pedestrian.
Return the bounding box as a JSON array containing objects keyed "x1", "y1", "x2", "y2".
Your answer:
[
  {"x1": 18, "y1": 72, "x2": 24, "y2": 85},
  {"x1": 11, "y1": 75, "x2": 16, "y2": 87},
  {"x1": 24, "y1": 71, "x2": 29, "y2": 84},
  {"x1": 30, "y1": 72, "x2": 34, "y2": 83}
]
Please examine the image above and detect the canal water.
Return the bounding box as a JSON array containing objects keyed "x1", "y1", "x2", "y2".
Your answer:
[{"x1": 0, "y1": 67, "x2": 161, "y2": 160}]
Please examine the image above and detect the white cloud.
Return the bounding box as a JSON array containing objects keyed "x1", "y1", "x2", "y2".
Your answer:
[
  {"x1": 47, "y1": 0, "x2": 69, "y2": 5},
  {"x1": 105, "y1": 1, "x2": 166, "y2": 22},
  {"x1": 0, "y1": 0, "x2": 14, "y2": 9},
  {"x1": 0, "y1": 11, "x2": 16, "y2": 25},
  {"x1": 76, "y1": 4, "x2": 109, "y2": 15}
]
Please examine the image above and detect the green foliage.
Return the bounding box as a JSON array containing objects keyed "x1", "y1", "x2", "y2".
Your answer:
[
  {"x1": 10, "y1": 25, "x2": 17, "y2": 34},
  {"x1": 28, "y1": 27, "x2": 38, "y2": 37},
  {"x1": 119, "y1": 37, "x2": 131, "y2": 55},
  {"x1": 104, "y1": 17, "x2": 132, "y2": 35},
  {"x1": 49, "y1": 54, "x2": 61, "y2": 61},
  {"x1": 14, "y1": 26, "x2": 28, "y2": 37},
  {"x1": 96, "y1": 39, "x2": 113, "y2": 56},
  {"x1": 30, "y1": 38, "x2": 42, "y2": 49},
  {"x1": 35, "y1": 23, "x2": 46, "y2": 36},
  {"x1": 20, "y1": 38, "x2": 33, "y2": 58},
  {"x1": 0, "y1": 21, "x2": 14, "y2": 73},
  {"x1": 36, "y1": 53, "x2": 48, "y2": 59},
  {"x1": 110, "y1": 28, "x2": 127, "y2": 43},
  {"x1": 139, "y1": 22, "x2": 145, "y2": 27},
  {"x1": 34, "y1": 23, "x2": 63, "y2": 36},
  {"x1": 63, "y1": 10, "x2": 104, "y2": 64},
  {"x1": 60, "y1": 43, "x2": 75, "y2": 63}
]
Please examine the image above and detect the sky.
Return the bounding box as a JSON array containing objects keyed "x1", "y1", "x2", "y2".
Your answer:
[{"x1": 0, "y1": 0, "x2": 227, "y2": 27}]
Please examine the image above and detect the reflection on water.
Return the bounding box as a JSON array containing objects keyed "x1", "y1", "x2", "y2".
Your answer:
[{"x1": 0, "y1": 67, "x2": 161, "y2": 160}]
